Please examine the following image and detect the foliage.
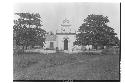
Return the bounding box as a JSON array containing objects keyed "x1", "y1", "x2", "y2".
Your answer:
[
  {"x1": 75, "y1": 14, "x2": 120, "y2": 48},
  {"x1": 13, "y1": 13, "x2": 46, "y2": 49},
  {"x1": 101, "y1": 47, "x2": 120, "y2": 55}
]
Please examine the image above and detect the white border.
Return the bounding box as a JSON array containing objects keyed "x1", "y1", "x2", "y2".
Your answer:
[{"x1": 0, "y1": 0, "x2": 124, "y2": 83}]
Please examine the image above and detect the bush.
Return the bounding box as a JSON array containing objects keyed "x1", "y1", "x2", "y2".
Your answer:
[{"x1": 101, "y1": 47, "x2": 120, "y2": 55}]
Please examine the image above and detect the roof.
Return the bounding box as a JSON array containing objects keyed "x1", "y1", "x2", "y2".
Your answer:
[
  {"x1": 45, "y1": 34, "x2": 56, "y2": 41},
  {"x1": 56, "y1": 33, "x2": 76, "y2": 35}
]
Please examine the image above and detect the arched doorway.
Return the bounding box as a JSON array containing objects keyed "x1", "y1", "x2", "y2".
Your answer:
[{"x1": 64, "y1": 39, "x2": 68, "y2": 50}]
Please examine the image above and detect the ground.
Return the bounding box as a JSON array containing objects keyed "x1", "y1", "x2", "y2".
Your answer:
[{"x1": 13, "y1": 50, "x2": 120, "y2": 80}]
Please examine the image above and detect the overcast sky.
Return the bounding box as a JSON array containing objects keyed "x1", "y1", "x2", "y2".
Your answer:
[{"x1": 14, "y1": 2, "x2": 120, "y2": 38}]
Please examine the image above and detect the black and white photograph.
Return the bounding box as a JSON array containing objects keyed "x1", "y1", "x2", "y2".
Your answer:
[{"x1": 13, "y1": 2, "x2": 120, "y2": 82}]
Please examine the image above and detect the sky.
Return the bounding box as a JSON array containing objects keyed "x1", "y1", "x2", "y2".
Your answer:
[{"x1": 14, "y1": 2, "x2": 120, "y2": 38}]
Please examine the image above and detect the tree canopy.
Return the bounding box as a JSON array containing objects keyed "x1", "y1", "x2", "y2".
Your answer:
[
  {"x1": 75, "y1": 14, "x2": 120, "y2": 48},
  {"x1": 13, "y1": 13, "x2": 46, "y2": 49}
]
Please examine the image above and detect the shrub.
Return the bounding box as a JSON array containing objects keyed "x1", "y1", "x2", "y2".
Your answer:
[{"x1": 101, "y1": 47, "x2": 120, "y2": 55}]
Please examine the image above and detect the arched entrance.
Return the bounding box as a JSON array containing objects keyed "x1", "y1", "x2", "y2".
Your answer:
[{"x1": 64, "y1": 39, "x2": 68, "y2": 50}]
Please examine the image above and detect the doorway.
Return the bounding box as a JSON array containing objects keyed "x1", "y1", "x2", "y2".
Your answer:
[
  {"x1": 50, "y1": 42, "x2": 54, "y2": 49},
  {"x1": 64, "y1": 39, "x2": 68, "y2": 50}
]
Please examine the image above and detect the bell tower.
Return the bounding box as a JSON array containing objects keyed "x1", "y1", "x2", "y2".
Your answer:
[
  {"x1": 56, "y1": 18, "x2": 76, "y2": 52},
  {"x1": 58, "y1": 18, "x2": 73, "y2": 33}
]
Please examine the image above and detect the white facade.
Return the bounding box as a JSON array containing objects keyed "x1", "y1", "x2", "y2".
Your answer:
[
  {"x1": 44, "y1": 33, "x2": 57, "y2": 50},
  {"x1": 56, "y1": 34, "x2": 76, "y2": 52},
  {"x1": 44, "y1": 41, "x2": 57, "y2": 49},
  {"x1": 56, "y1": 19, "x2": 76, "y2": 52}
]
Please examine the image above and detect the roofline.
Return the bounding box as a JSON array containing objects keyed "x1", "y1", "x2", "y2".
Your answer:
[
  {"x1": 61, "y1": 24, "x2": 71, "y2": 26},
  {"x1": 56, "y1": 33, "x2": 76, "y2": 35}
]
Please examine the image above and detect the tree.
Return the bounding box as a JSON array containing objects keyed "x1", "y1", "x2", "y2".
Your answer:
[
  {"x1": 75, "y1": 14, "x2": 120, "y2": 49},
  {"x1": 13, "y1": 13, "x2": 46, "y2": 49}
]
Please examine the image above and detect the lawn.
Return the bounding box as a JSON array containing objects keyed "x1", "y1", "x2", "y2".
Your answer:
[{"x1": 13, "y1": 50, "x2": 120, "y2": 80}]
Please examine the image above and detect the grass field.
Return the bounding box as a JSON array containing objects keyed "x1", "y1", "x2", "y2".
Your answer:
[{"x1": 13, "y1": 50, "x2": 120, "y2": 80}]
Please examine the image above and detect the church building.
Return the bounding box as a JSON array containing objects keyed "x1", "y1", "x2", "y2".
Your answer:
[{"x1": 44, "y1": 19, "x2": 76, "y2": 52}]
